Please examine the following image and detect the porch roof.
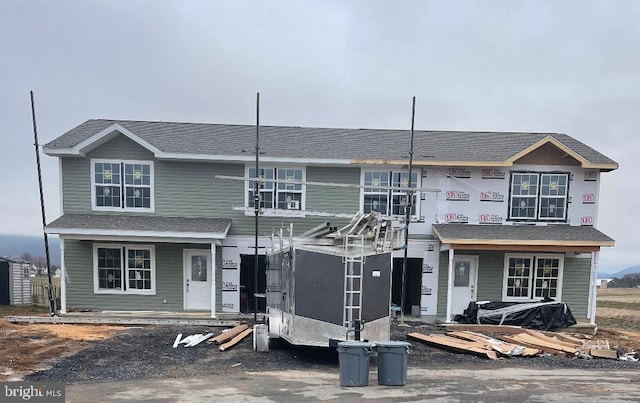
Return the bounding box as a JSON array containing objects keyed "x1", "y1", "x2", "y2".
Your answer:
[
  {"x1": 432, "y1": 224, "x2": 614, "y2": 251},
  {"x1": 46, "y1": 214, "x2": 231, "y2": 240}
]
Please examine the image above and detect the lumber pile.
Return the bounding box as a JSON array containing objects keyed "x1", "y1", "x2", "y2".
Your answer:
[
  {"x1": 172, "y1": 324, "x2": 254, "y2": 351},
  {"x1": 408, "y1": 325, "x2": 634, "y2": 361}
]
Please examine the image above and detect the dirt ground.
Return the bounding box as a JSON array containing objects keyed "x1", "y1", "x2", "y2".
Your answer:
[
  {"x1": 1, "y1": 318, "x2": 639, "y2": 384},
  {"x1": 0, "y1": 318, "x2": 127, "y2": 381}
]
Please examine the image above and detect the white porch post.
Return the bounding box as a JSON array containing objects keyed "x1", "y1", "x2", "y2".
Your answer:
[
  {"x1": 211, "y1": 242, "x2": 217, "y2": 319},
  {"x1": 445, "y1": 247, "x2": 455, "y2": 322},
  {"x1": 588, "y1": 251, "x2": 599, "y2": 325},
  {"x1": 60, "y1": 238, "x2": 66, "y2": 314}
]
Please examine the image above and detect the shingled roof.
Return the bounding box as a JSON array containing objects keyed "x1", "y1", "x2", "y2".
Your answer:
[
  {"x1": 432, "y1": 223, "x2": 614, "y2": 247},
  {"x1": 44, "y1": 119, "x2": 618, "y2": 169},
  {"x1": 46, "y1": 214, "x2": 231, "y2": 239}
]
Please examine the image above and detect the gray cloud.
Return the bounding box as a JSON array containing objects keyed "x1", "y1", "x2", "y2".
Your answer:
[{"x1": 1, "y1": 0, "x2": 638, "y2": 271}]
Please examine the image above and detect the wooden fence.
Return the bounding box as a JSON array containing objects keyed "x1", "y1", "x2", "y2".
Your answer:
[{"x1": 31, "y1": 276, "x2": 61, "y2": 308}]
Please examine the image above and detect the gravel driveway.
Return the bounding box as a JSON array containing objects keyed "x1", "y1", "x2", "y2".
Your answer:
[{"x1": 25, "y1": 322, "x2": 640, "y2": 384}]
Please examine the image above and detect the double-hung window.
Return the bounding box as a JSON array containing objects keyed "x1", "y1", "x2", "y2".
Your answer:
[
  {"x1": 247, "y1": 167, "x2": 304, "y2": 212},
  {"x1": 93, "y1": 244, "x2": 156, "y2": 295},
  {"x1": 509, "y1": 172, "x2": 568, "y2": 221},
  {"x1": 363, "y1": 170, "x2": 418, "y2": 217},
  {"x1": 503, "y1": 254, "x2": 563, "y2": 301},
  {"x1": 92, "y1": 159, "x2": 154, "y2": 211}
]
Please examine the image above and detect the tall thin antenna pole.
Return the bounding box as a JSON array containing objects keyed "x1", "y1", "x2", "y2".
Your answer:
[
  {"x1": 30, "y1": 91, "x2": 56, "y2": 316},
  {"x1": 254, "y1": 92, "x2": 260, "y2": 322},
  {"x1": 400, "y1": 96, "x2": 416, "y2": 324}
]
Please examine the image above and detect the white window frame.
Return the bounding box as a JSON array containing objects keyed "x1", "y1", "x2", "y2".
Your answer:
[
  {"x1": 360, "y1": 169, "x2": 420, "y2": 218},
  {"x1": 508, "y1": 171, "x2": 569, "y2": 221},
  {"x1": 244, "y1": 165, "x2": 306, "y2": 217},
  {"x1": 93, "y1": 244, "x2": 156, "y2": 295},
  {"x1": 502, "y1": 253, "x2": 564, "y2": 302},
  {"x1": 91, "y1": 159, "x2": 155, "y2": 212}
]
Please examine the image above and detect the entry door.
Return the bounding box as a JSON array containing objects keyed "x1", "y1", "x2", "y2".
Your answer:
[
  {"x1": 451, "y1": 256, "x2": 478, "y2": 316},
  {"x1": 184, "y1": 250, "x2": 212, "y2": 310}
]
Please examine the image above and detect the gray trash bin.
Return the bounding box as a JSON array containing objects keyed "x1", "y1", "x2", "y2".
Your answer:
[
  {"x1": 337, "y1": 341, "x2": 373, "y2": 387},
  {"x1": 376, "y1": 341, "x2": 411, "y2": 386}
]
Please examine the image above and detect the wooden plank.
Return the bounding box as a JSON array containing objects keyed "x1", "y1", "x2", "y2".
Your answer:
[
  {"x1": 408, "y1": 332, "x2": 498, "y2": 360},
  {"x1": 589, "y1": 348, "x2": 618, "y2": 359},
  {"x1": 442, "y1": 324, "x2": 532, "y2": 335},
  {"x1": 520, "y1": 330, "x2": 583, "y2": 348},
  {"x1": 219, "y1": 328, "x2": 253, "y2": 351},
  {"x1": 498, "y1": 335, "x2": 568, "y2": 356},
  {"x1": 209, "y1": 324, "x2": 250, "y2": 344},
  {"x1": 539, "y1": 331, "x2": 585, "y2": 345},
  {"x1": 448, "y1": 331, "x2": 539, "y2": 357},
  {"x1": 509, "y1": 333, "x2": 577, "y2": 354},
  {"x1": 172, "y1": 334, "x2": 183, "y2": 348}
]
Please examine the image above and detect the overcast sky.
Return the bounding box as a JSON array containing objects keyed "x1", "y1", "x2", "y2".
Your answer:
[{"x1": 1, "y1": 0, "x2": 638, "y2": 272}]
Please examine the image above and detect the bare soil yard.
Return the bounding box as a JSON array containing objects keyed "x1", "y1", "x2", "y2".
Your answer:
[{"x1": 2, "y1": 288, "x2": 640, "y2": 383}]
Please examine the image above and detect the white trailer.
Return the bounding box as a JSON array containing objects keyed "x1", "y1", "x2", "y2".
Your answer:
[{"x1": 265, "y1": 213, "x2": 404, "y2": 347}]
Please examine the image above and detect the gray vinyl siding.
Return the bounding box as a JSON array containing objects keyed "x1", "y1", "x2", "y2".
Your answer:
[
  {"x1": 64, "y1": 240, "x2": 216, "y2": 311},
  {"x1": 561, "y1": 256, "x2": 591, "y2": 318},
  {"x1": 216, "y1": 245, "x2": 222, "y2": 311},
  {"x1": 437, "y1": 250, "x2": 504, "y2": 318},
  {"x1": 437, "y1": 251, "x2": 590, "y2": 320}
]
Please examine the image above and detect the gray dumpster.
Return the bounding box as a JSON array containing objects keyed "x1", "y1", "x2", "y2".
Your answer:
[
  {"x1": 337, "y1": 341, "x2": 373, "y2": 387},
  {"x1": 376, "y1": 341, "x2": 411, "y2": 386}
]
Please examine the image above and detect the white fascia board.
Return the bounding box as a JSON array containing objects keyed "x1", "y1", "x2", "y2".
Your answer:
[
  {"x1": 76, "y1": 123, "x2": 162, "y2": 155},
  {"x1": 156, "y1": 152, "x2": 351, "y2": 165},
  {"x1": 47, "y1": 227, "x2": 229, "y2": 240},
  {"x1": 44, "y1": 148, "x2": 82, "y2": 156}
]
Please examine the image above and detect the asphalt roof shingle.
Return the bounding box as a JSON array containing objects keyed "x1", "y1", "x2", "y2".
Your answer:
[
  {"x1": 432, "y1": 224, "x2": 614, "y2": 245},
  {"x1": 46, "y1": 214, "x2": 231, "y2": 236},
  {"x1": 43, "y1": 119, "x2": 618, "y2": 166}
]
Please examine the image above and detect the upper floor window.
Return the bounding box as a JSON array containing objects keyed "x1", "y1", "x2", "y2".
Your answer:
[
  {"x1": 246, "y1": 166, "x2": 305, "y2": 212},
  {"x1": 509, "y1": 172, "x2": 568, "y2": 221},
  {"x1": 92, "y1": 159, "x2": 154, "y2": 212},
  {"x1": 362, "y1": 170, "x2": 418, "y2": 216}
]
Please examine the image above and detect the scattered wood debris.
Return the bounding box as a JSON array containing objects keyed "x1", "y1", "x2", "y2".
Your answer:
[
  {"x1": 219, "y1": 328, "x2": 253, "y2": 351},
  {"x1": 408, "y1": 325, "x2": 636, "y2": 361},
  {"x1": 208, "y1": 324, "x2": 249, "y2": 345}
]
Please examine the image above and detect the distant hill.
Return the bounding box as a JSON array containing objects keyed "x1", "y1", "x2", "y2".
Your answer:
[
  {"x1": 598, "y1": 264, "x2": 640, "y2": 279},
  {"x1": 0, "y1": 234, "x2": 60, "y2": 266}
]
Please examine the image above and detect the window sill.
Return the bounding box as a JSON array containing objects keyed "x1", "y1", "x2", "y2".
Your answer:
[
  {"x1": 94, "y1": 290, "x2": 156, "y2": 296},
  {"x1": 92, "y1": 207, "x2": 155, "y2": 213},
  {"x1": 243, "y1": 208, "x2": 305, "y2": 218}
]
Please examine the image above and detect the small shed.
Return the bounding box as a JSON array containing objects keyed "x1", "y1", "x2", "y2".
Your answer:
[{"x1": 0, "y1": 257, "x2": 32, "y2": 305}]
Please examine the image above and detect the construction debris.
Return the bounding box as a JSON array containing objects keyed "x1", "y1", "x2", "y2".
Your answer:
[
  {"x1": 208, "y1": 324, "x2": 249, "y2": 345},
  {"x1": 173, "y1": 333, "x2": 214, "y2": 348},
  {"x1": 409, "y1": 326, "x2": 634, "y2": 361},
  {"x1": 219, "y1": 328, "x2": 253, "y2": 351}
]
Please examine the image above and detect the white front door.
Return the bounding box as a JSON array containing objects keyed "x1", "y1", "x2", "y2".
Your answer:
[
  {"x1": 451, "y1": 256, "x2": 478, "y2": 316},
  {"x1": 184, "y1": 250, "x2": 212, "y2": 310}
]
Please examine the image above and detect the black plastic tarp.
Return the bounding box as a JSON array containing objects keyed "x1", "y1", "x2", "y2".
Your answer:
[{"x1": 453, "y1": 300, "x2": 577, "y2": 330}]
